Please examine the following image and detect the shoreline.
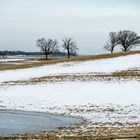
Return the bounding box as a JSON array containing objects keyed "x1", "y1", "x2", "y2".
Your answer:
[{"x1": 0, "y1": 109, "x2": 82, "y2": 137}]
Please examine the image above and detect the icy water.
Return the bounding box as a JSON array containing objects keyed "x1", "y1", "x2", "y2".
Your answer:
[{"x1": 0, "y1": 109, "x2": 81, "y2": 136}]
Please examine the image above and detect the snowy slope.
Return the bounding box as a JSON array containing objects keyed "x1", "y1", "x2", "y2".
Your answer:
[
  {"x1": 1, "y1": 81, "x2": 140, "y2": 108},
  {"x1": 0, "y1": 54, "x2": 140, "y2": 83},
  {"x1": 0, "y1": 81, "x2": 140, "y2": 125},
  {"x1": 0, "y1": 54, "x2": 140, "y2": 126}
]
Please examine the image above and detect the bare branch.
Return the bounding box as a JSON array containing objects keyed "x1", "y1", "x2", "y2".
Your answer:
[
  {"x1": 104, "y1": 32, "x2": 118, "y2": 53},
  {"x1": 62, "y1": 37, "x2": 78, "y2": 58},
  {"x1": 36, "y1": 38, "x2": 58, "y2": 60},
  {"x1": 117, "y1": 30, "x2": 140, "y2": 51}
]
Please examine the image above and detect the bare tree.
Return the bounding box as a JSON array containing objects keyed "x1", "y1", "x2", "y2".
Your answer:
[
  {"x1": 62, "y1": 38, "x2": 78, "y2": 58},
  {"x1": 36, "y1": 38, "x2": 58, "y2": 60},
  {"x1": 117, "y1": 30, "x2": 140, "y2": 51},
  {"x1": 104, "y1": 32, "x2": 117, "y2": 53}
]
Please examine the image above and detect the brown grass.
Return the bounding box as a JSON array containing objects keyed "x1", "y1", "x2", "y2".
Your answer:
[
  {"x1": 1, "y1": 126, "x2": 140, "y2": 140},
  {"x1": 0, "y1": 50, "x2": 140, "y2": 71},
  {"x1": 112, "y1": 70, "x2": 140, "y2": 77},
  {"x1": 2, "y1": 68, "x2": 139, "y2": 86}
]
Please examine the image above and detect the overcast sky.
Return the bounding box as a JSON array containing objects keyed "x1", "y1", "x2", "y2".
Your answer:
[{"x1": 0, "y1": 0, "x2": 140, "y2": 54}]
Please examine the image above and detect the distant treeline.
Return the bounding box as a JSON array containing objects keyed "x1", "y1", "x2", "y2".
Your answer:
[{"x1": 0, "y1": 51, "x2": 77, "y2": 57}]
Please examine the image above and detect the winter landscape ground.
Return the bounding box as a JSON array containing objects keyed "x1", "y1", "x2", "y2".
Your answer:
[{"x1": 0, "y1": 51, "x2": 140, "y2": 139}]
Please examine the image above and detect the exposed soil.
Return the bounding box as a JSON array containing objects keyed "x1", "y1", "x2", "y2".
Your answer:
[{"x1": 1, "y1": 125, "x2": 140, "y2": 140}]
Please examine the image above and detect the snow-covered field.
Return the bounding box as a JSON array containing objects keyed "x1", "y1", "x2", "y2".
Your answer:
[
  {"x1": 0, "y1": 81, "x2": 140, "y2": 126},
  {"x1": 0, "y1": 54, "x2": 140, "y2": 127},
  {"x1": 0, "y1": 54, "x2": 140, "y2": 83}
]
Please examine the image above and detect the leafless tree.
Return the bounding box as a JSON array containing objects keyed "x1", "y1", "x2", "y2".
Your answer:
[
  {"x1": 62, "y1": 38, "x2": 78, "y2": 58},
  {"x1": 117, "y1": 30, "x2": 140, "y2": 51},
  {"x1": 104, "y1": 32, "x2": 118, "y2": 53},
  {"x1": 36, "y1": 38, "x2": 58, "y2": 60}
]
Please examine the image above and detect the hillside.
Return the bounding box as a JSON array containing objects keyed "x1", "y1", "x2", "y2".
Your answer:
[
  {"x1": 0, "y1": 51, "x2": 140, "y2": 139},
  {"x1": 0, "y1": 50, "x2": 140, "y2": 71}
]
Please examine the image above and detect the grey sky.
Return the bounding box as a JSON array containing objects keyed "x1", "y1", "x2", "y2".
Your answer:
[{"x1": 0, "y1": 0, "x2": 140, "y2": 54}]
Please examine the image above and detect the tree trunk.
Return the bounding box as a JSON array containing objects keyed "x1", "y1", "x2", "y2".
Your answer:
[
  {"x1": 123, "y1": 45, "x2": 127, "y2": 52},
  {"x1": 111, "y1": 46, "x2": 115, "y2": 53},
  {"x1": 45, "y1": 53, "x2": 48, "y2": 60},
  {"x1": 67, "y1": 49, "x2": 70, "y2": 58},
  {"x1": 124, "y1": 47, "x2": 127, "y2": 52}
]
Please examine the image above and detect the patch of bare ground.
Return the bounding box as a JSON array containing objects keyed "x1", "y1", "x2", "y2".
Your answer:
[
  {"x1": 0, "y1": 51, "x2": 140, "y2": 71},
  {"x1": 1, "y1": 126, "x2": 140, "y2": 140},
  {"x1": 0, "y1": 104, "x2": 140, "y2": 140}
]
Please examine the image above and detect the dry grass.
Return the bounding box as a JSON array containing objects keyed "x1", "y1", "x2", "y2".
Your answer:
[
  {"x1": 1, "y1": 70, "x2": 139, "y2": 87},
  {"x1": 1, "y1": 126, "x2": 140, "y2": 140},
  {"x1": 112, "y1": 70, "x2": 140, "y2": 77},
  {"x1": 0, "y1": 50, "x2": 140, "y2": 71}
]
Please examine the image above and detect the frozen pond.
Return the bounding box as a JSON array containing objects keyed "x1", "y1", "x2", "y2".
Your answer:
[
  {"x1": 0, "y1": 109, "x2": 81, "y2": 136},
  {"x1": 0, "y1": 58, "x2": 39, "y2": 65}
]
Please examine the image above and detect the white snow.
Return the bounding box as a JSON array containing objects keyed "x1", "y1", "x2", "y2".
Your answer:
[
  {"x1": 0, "y1": 54, "x2": 140, "y2": 126},
  {"x1": 0, "y1": 81, "x2": 140, "y2": 108},
  {"x1": 0, "y1": 81, "x2": 140, "y2": 125},
  {"x1": 0, "y1": 58, "x2": 26, "y2": 62},
  {"x1": 0, "y1": 54, "x2": 140, "y2": 83}
]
